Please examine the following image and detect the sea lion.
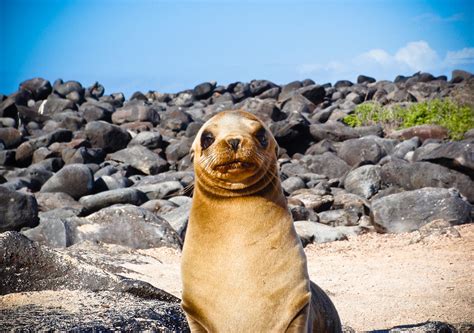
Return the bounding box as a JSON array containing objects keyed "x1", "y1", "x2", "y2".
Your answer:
[{"x1": 181, "y1": 110, "x2": 341, "y2": 332}]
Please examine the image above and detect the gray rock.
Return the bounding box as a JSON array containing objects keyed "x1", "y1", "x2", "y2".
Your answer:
[
  {"x1": 62, "y1": 147, "x2": 105, "y2": 165},
  {"x1": 161, "y1": 200, "x2": 192, "y2": 239},
  {"x1": 79, "y1": 188, "x2": 148, "y2": 214},
  {"x1": 22, "y1": 215, "x2": 72, "y2": 248},
  {"x1": 134, "y1": 180, "x2": 184, "y2": 200},
  {"x1": 20, "y1": 77, "x2": 52, "y2": 100},
  {"x1": 193, "y1": 81, "x2": 215, "y2": 99},
  {"x1": 357, "y1": 75, "x2": 376, "y2": 84},
  {"x1": 39, "y1": 95, "x2": 77, "y2": 115},
  {"x1": 0, "y1": 127, "x2": 22, "y2": 148},
  {"x1": 168, "y1": 195, "x2": 192, "y2": 206},
  {"x1": 160, "y1": 108, "x2": 192, "y2": 132},
  {"x1": 371, "y1": 187, "x2": 472, "y2": 233},
  {"x1": 173, "y1": 91, "x2": 195, "y2": 107},
  {"x1": 388, "y1": 124, "x2": 448, "y2": 142},
  {"x1": 249, "y1": 79, "x2": 277, "y2": 96},
  {"x1": 234, "y1": 98, "x2": 286, "y2": 123},
  {"x1": 294, "y1": 221, "x2": 365, "y2": 246},
  {"x1": 281, "y1": 176, "x2": 306, "y2": 194},
  {"x1": 331, "y1": 190, "x2": 371, "y2": 220},
  {"x1": 337, "y1": 136, "x2": 396, "y2": 166},
  {"x1": 0, "y1": 231, "x2": 187, "y2": 331},
  {"x1": 280, "y1": 162, "x2": 311, "y2": 178},
  {"x1": 380, "y1": 159, "x2": 474, "y2": 202},
  {"x1": 79, "y1": 101, "x2": 115, "y2": 122},
  {"x1": 279, "y1": 80, "x2": 302, "y2": 102},
  {"x1": 35, "y1": 192, "x2": 83, "y2": 212},
  {"x1": 309, "y1": 121, "x2": 382, "y2": 142},
  {"x1": 53, "y1": 80, "x2": 84, "y2": 99},
  {"x1": 128, "y1": 131, "x2": 163, "y2": 149},
  {"x1": 140, "y1": 199, "x2": 178, "y2": 215},
  {"x1": 74, "y1": 204, "x2": 182, "y2": 249},
  {"x1": 40, "y1": 164, "x2": 94, "y2": 200},
  {"x1": 297, "y1": 84, "x2": 326, "y2": 105},
  {"x1": 344, "y1": 165, "x2": 382, "y2": 198},
  {"x1": 386, "y1": 321, "x2": 461, "y2": 332},
  {"x1": 165, "y1": 137, "x2": 193, "y2": 164},
  {"x1": 107, "y1": 145, "x2": 169, "y2": 175},
  {"x1": 111, "y1": 100, "x2": 160, "y2": 125},
  {"x1": 345, "y1": 92, "x2": 362, "y2": 104},
  {"x1": 0, "y1": 187, "x2": 39, "y2": 232},
  {"x1": 318, "y1": 209, "x2": 360, "y2": 227},
  {"x1": 271, "y1": 111, "x2": 312, "y2": 155},
  {"x1": 412, "y1": 140, "x2": 474, "y2": 177},
  {"x1": 290, "y1": 189, "x2": 333, "y2": 212},
  {"x1": 303, "y1": 152, "x2": 351, "y2": 179},
  {"x1": 392, "y1": 137, "x2": 421, "y2": 159},
  {"x1": 85, "y1": 121, "x2": 131, "y2": 153},
  {"x1": 451, "y1": 69, "x2": 473, "y2": 83},
  {"x1": 94, "y1": 175, "x2": 132, "y2": 191}
]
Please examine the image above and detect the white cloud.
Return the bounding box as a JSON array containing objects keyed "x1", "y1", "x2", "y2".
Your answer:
[
  {"x1": 394, "y1": 41, "x2": 439, "y2": 71},
  {"x1": 444, "y1": 47, "x2": 474, "y2": 66},
  {"x1": 358, "y1": 49, "x2": 392, "y2": 66},
  {"x1": 296, "y1": 41, "x2": 473, "y2": 82}
]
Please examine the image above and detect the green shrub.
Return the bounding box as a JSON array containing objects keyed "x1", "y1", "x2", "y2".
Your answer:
[{"x1": 343, "y1": 99, "x2": 474, "y2": 140}]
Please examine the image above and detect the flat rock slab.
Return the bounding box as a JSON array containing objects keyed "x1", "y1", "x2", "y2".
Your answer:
[
  {"x1": 371, "y1": 187, "x2": 472, "y2": 233},
  {"x1": 0, "y1": 231, "x2": 188, "y2": 331},
  {"x1": 0, "y1": 290, "x2": 189, "y2": 332}
]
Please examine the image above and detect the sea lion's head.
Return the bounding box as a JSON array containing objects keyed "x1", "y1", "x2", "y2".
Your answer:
[{"x1": 191, "y1": 110, "x2": 278, "y2": 196}]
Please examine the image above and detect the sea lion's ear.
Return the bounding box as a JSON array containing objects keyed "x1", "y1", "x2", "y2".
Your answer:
[{"x1": 190, "y1": 147, "x2": 195, "y2": 162}]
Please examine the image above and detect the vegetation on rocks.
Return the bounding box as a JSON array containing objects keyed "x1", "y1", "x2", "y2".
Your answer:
[{"x1": 344, "y1": 99, "x2": 474, "y2": 140}]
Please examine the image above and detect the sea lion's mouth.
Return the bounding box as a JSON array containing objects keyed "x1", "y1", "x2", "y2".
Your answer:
[{"x1": 214, "y1": 160, "x2": 256, "y2": 173}]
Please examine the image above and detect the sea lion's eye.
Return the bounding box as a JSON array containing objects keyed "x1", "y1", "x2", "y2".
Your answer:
[
  {"x1": 255, "y1": 128, "x2": 268, "y2": 148},
  {"x1": 200, "y1": 131, "x2": 215, "y2": 150}
]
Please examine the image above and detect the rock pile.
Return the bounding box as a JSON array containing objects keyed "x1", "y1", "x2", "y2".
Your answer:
[{"x1": 1, "y1": 71, "x2": 473, "y2": 330}]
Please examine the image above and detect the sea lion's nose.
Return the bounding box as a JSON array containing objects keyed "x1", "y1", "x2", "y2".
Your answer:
[{"x1": 227, "y1": 138, "x2": 241, "y2": 152}]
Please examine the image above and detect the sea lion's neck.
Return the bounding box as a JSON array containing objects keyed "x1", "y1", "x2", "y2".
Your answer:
[{"x1": 190, "y1": 179, "x2": 292, "y2": 234}]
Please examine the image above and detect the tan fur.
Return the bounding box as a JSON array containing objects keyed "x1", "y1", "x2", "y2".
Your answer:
[{"x1": 181, "y1": 110, "x2": 341, "y2": 332}]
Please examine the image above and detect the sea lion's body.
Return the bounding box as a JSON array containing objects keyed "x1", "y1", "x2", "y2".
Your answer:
[{"x1": 181, "y1": 110, "x2": 341, "y2": 332}]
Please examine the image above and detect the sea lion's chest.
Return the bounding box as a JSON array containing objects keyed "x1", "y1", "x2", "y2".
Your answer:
[{"x1": 181, "y1": 194, "x2": 311, "y2": 331}]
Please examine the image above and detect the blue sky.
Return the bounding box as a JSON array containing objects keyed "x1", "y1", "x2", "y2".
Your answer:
[{"x1": 1, "y1": 0, "x2": 473, "y2": 97}]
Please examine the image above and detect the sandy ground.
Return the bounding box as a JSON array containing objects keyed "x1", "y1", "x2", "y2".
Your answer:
[
  {"x1": 125, "y1": 224, "x2": 474, "y2": 331},
  {"x1": 2, "y1": 224, "x2": 473, "y2": 331}
]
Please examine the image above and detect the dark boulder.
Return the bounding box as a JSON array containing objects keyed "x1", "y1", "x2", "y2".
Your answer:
[
  {"x1": 0, "y1": 187, "x2": 39, "y2": 232},
  {"x1": 40, "y1": 164, "x2": 94, "y2": 200},
  {"x1": 79, "y1": 188, "x2": 148, "y2": 214},
  {"x1": 112, "y1": 100, "x2": 160, "y2": 125},
  {"x1": 193, "y1": 81, "x2": 215, "y2": 99},
  {"x1": 107, "y1": 146, "x2": 169, "y2": 175},
  {"x1": 85, "y1": 120, "x2": 131, "y2": 153},
  {"x1": 0, "y1": 127, "x2": 22, "y2": 148},
  {"x1": 357, "y1": 75, "x2": 376, "y2": 84},
  {"x1": 412, "y1": 140, "x2": 474, "y2": 178},
  {"x1": 297, "y1": 84, "x2": 326, "y2": 105},
  {"x1": 40, "y1": 95, "x2": 77, "y2": 115},
  {"x1": 249, "y1": 80, "x2": 277, "y2": 96},
  {"x1": 371, "y1": 187, "x2": 472, "y2": 233},
  {"x1": 309, "y1": 121, "x2": 383, "y2": 142},
  {"x1": 19, "y1": 77, "x2": 52, "y2": 101},
  {"x1": 380, "y1": 159, "x2": 474, "y2": 202},
  {"x1": 75, "y1": 204, "x2": 182, "y2": 249},
  {"x1": 79, "y1": 101, "x2": 115, "y2": 122},
  {"x1": 337, "y1": 136, "x2": 396, "y2": 166},
  {"x1": 451, "y1": 69, "x2": 473, "y2": 83},
  {"x1": 128, "y1": 131, "x2": 163, "y2": 149},
  {"x1": 302, "y1": 152, "x2": 351, "y2": 179}
]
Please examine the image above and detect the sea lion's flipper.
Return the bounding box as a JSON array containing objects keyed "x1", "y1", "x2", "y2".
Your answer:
[{"x1": 309, "y1": 281, "x2": 342, "y2": 333}]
